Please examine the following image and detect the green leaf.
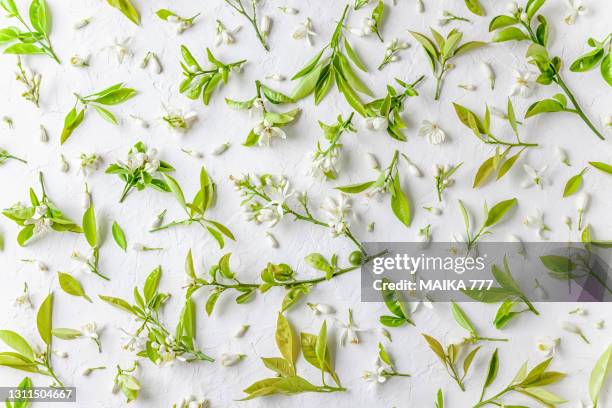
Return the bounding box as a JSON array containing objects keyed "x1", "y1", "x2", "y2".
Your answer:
[
  {"x1": 205, "y1": 290, "x2": 221, "y2": 316},
  {"x1": 539, "y1": 255, "x2": 576, "y2": 274},
  {"x1": 497, "y1": 150, "x2": 523, "y2": 180},
  {"x1": 92, "y1": 105, "x2": 118, "y2": 124},
  {"x1": 473, "y1": 156, "x2": 496, "y2": 188},
  {"x1": 82, "y1": 206, "x2": 97, "y2": 248},
  {"x1": 422, "y1": 334, "x2": 447, "y2": 365},
  {"x1": 453, "y1": 103, "x2": 485, "y2": 133},
  {"x1": 99, "y1": 295, "x2": 135, "y2": 314},
  {"x1": 589, "y1": 344, "x2": 612, "y2": 406},
  {"x1": 290, "y1": 63, "x2": 323, "y2": 100},
  {"x1": 91, "y1": 86, "x2": 136, "y2": 105},
  {"x1": 143, "y1": 266, "x2": 161, "y2": 303},
  {"x1": 36, "y1": 293, "x2": 53, "y2": 345},
  {"x1": 484, "y1": 198, "x2": 517, "y2": 227},
  {"x1": 163, "y1": 174, "x2": 186, "y2": 210},
  {"x1": 483, "y1": 349, "x2": 499, "y2": 389},
  {"x1": 336, "y1": 180, "x2": 375, "y2": 194},
  {"x1": 315, "y1": 321, "x2": 328, "y2": 369},
  {"x1": 390, "y1": 174, "x2": 411, "y2": 227},
  {"x1": 275, "y1": 313, "x2": 297, "y2": 366},
  {"x1": 492, "y1": 27, "x2": 529, "y2": 42},
  {"x1": 60, "y1": 108, "x2": 85, "y2": 144},
  {"x1": 453, "y1": 41, "x2": 487, "y2": 57},
  {"x1": 29, "y1": 0, "x2": 50, "y2": 35},
  {"x1": 261, "y1": 84, "x2": 294, "y2": 105},
  {"x1": 52, "y1": 328, "x2": 82, "y2": 340},
  {"x1": 343, "y1": 38, "x2": 367, "y2": 71},
  {"x1": 489, "y1": 15, "x2": 519, "y2": 31},
  {"x1": 601, "y1": 53, "x2": 612, "y2": 87},
  {"x1": 464, "y1": 0, "x2": 485, "y2": 15},
  {"x1": 3, "y1": 43, "x2": 45, "y2": 55},
  {"x1": 291, "y1": 49, "x2": 325, "y2": 80},
  {"x1": 106, "y1": 0, "x2": 140, "y2": 25},
  {"x1": 409, "y1": 31, "x2": 439, "y2": 60},
  {"x1": 58, "y1": 272, "x2": 92, "y2": 302},
  {"x1": 218, "y1": 253, "x2": 234, "y2": 279},
  {"x1": 450, "y1": 302, "x2": 476, "y2": 335},
  {"x1": 304, "y1": 253, "x2": 332, "y2": 275},
  {"x1": 563, "y1": 169, "x2": 586, "y2": 197},
  {"x1": 570, "y1": 47, "x2": 604, "y2": 72},
  {"x1": 526, "y1": 0, "x2": 545, "y2": 21},
  {"x1": 463, "y1": 346, "x2": 481, "y2": 375},
  {"x1": 111, "y1": 221, "x2": 127, "y2": 251},
  {"x1": 589, "y1": 161, "x2": 612, "y2": 175},
  {"x1": 262, "y1": 357, "x2": 295, "y2": 377},
  {"x1": 0, "y1": 331, "x2": 34, "y2": 361},
  {"x1": 525, "y1": 99, "x2": 565, "y2": 118}
]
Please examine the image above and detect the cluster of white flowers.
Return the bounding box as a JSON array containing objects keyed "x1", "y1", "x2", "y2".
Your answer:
[
  {"x1": 321, "y1": 194, "x2": 353, "y2": 236},
  {"x1": 163, "y1": 110, "x2": 198, "y2": 132},
  {"x1": 174, "y1": 395, "x2": 208, "y2": 408},
  {"x1": 79, "y1": 153, "x2": 101, "y2": 176},
  {"x1": 235, "y1": 175, "x2": 293, "y2": 228},
  {"x1": 214, "y1": 20, "x2": 241, "y2": 46},
  {"x1": 23, "y1": 205, "x2": 52, "y2": 236},
  {"x1": 254, "y1": 119, "x2": 286, "y2": 146},
  {"x1": 378, "y1": 38, "x2": 410, "y2": 70},
  {"x1": 348, "y1": 17, "x2": 377, "y2": 37},
  {"x1": 309, "y1": 142, "x2": 341, "y2": 180},
  {"x1": 564, "y1": 0, "x2": 587, "y2": 24},
  {"x1": 120, "y1": 147, "x2": 160, "y2": 173}
]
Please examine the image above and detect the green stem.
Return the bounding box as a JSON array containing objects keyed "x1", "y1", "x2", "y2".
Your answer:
[
  {"x1": 554, "y1": 75, "x2": 604, "y2": 140},
  {"x1": 118, "y1": 183, "x2": 132, "y2": 203},
  {"x1": 474, "y1": 387, "x2": 511, "y2": 408},
  {"x1": 475, "y1": 336, "x2": 508, "y2": 342}
]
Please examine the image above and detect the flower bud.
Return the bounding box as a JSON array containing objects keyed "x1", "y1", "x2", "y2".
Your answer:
[
  {"x1": 211, "y1": 142, "x2": 231, "y2": 156},
  {"x1": 576, "y1": 193, "x2": 589, "y2": 211},
  {"x1": 39, "y1": 125, "x2": 49, "y2": 142},
  {"x1": 482, "y1": 62, "x2": 495, "y2": 89},
  {"x1": 260, "y1": 16, "x2": 271, "y2": 34},
  {"x1": 265, "y1": 231, "x2": 279, "y2": 248},
  {"x1": 365, "y1": 152, "x2": 380, "y2": 170},
  {"x1": 234, "y1": 324, "x2": 250, "y2": 338}
]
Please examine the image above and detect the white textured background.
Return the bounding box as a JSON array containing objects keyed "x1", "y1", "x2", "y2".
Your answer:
[{"x1": 0, "y1": 0, "x2": 611, "y2": 407}]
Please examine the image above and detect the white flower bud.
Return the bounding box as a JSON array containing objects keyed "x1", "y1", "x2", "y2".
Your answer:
[
  {"x1": 563, "y1": 216, "x2": 572, "y2": 229},
  {"x1": 82, "y1": 184, "x2": 91, "y2": 209},
  {"x1": 39, "y1": 125, "x2": 49, "y2": 142},
  {"x1": 265, "y1": 231, "x2": 279, "y2": 248},
  {"x1": 595, "y1": 319, "x2": 604, "y2": 329},
  {"x1": 130, "y1": 114, "x2": 149, "y2": 128},
  {"x1": 576, "y1": 193, "x2": 589, "y2": 211},
  {"x1": 260, "y1": 16, "x2": 271, "y2": 34},
  {"x1": 220, "y1": 353, "x2": 245, "y2": 367},
  {"x1": 520, "y1": 12, "x2": 529, "y2": 21},
  {"x1": 308, "y1": 303, "x2": 335, "y2": 315},
  {"x1": 211, "y1": 142, "x2": 231, "y2": 156},
  {"x1": 555, "y1": 147, "x2": 570, "y2": 166},
  {"x1": 73, "y1": 18, "x2": 91, "y2": 30},
  {"x1": 407, "y1": 164, "x2": 422, "y2": 177},
  {"x1": 365, "y1": 152, "x2": 380, "y2": 170},
  {"x1": 151, "y1": 210, "x2": 166, "y2": 229},
  {"x1": 234, "y1": 324, "x2": 250, "y2": 338},
  {"x1": 482, "y1": 62, "x2": 495, "y2": 89},
  {"x1": 36, "y1": 261, "x2": 49, "y2": 272},
  {"x1": 265, "y1": 73, "x2": 285, "y2": 81}
]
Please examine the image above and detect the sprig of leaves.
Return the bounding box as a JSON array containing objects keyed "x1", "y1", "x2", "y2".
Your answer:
[
  {"x1": 434, "y1": 163, "x2": 462, "y2": 202},
  {"x1": 464, "y1": 256, "x2": 539, "y2": 329},
  {"x1": 379, "y1": 278, "x2": 414, "y2": 327},
  {"x1": 456, "y1": 198, "x2": 517, "y2": 252},
  {"x1": 106, "y1": 0, "x2": 140, "y2": 25},
  {"x1": 474, "y1": 352, "x2": 566, "y2": 407},
  {"x1": 338, "y1": 150, "x2": 412, "y2": 227},
  {"x1": 226, "y1": 81, "x2": 299, "y2": 146},
  {"x1": 100, "y1": 266, "x2": 213, "y2": 365},
  {"x1": 369, "y1": 0, "x2": 385, "y2": 42},
  {"x1": 375, "y1": 342, "x2": 411, "y2": 380},
  {"x1": 290, "y1": 5, "x2": 373, "y2": 115},
  {"x1": 60, "y1": 83, "x2": 137, "y2": 144},
  {"x1": 0, "y1": 147, "x2": 26, "y2": 166},
  {"x1": 0, "y1": 0, "x2": 59, "y2": 62},
  {"x1": 105, "y1": 141, "x2": 175, "y2": 203},
  {"x1": 540, "y1": 250, "x2": 612, "y2": 295},
  {"x1": 185, "y1": 250, "x2": 375, "y2": 315},
  {"x1": 241, "y1": 314, "x2": 345, "y2": 399},
  {"x1": 2, "y1": 172, "x2": 81, "y2": 246},
  {"x1": 410, "y1": 28, "x2": 486, "y2": 100},
  {"x1": 5, "y1": 377, "x2": 32, "y2": 408},
  {"x1": 151, "y1": 166, "x2": 235, "y2": 249},
  {"x1": 454, "y1": 99, "x2": 538, "y2": 188},
  {"x1": 570, "y1": 33, "x2": 611, "y2": 87},
  {"x1": 179, "y1": 46, "x2": 246, "y2": 105},
  {"x1": 0, "y1": 293, "x2": 65, "y2": 387},
  {"x1": 489, "y1": 0, "x2": 605, "y2": 140},
  {"x1": 451, "y1": 302, "x2": 508, "y2": 343},
  {"x1": 112, "y1": 362, "x2": 140, "y2": 403},
  {"x1": 75, "y1": 204, "x2": 109, "y2": 280},
  {"x1": 364, "y1": 75, "x2": 423, "y2": 141},
  {"x1": 311, "y1": 113, "x2": 356, "y2": 180},
  {"x1": 422, "y1": 333, "x2": 481, "y2": 391},
  {"x1": 224, "y1": 0, "x2": 269, "y2": 51}
]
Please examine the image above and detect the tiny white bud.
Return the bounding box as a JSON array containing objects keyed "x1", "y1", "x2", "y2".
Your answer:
[
  {"x1": 482, "y1": 62, "x2": 495, "y2": 89},
  {"x1": 563, "y1": 216, "x2": 572, "y2": 229},
  {"x1": 73, "y1": 18, "x2": 91, "y2": 30},
  {"x1": 39, "y1": 125, "x2": 49, "y2": 142},
  {"x1": 576, "y1": 193, "x2": 589, "y2": 211},
  {"x1": 234, "y1": 324, "x2": 250, "y2": 338},
  {"x1": 365, "y1": 153, "x2": 380, "y2": 170},
  {"x1": 211, "y1": 142, "x2": 231, "y2": 156},
  {"x1": 260, "y1": 16, "x2": 271, "y2": 34},
  {"x1": 265, "y1": 231, "x2": 279, "y2": 248},
  {"x1": 555, "y1": 147, "x2": 570, "y2": 166},
  {"x1": 59, "y1": 155, "x2": 69, "y2": 172},
  {"x1": 594, "y1": 319, "x2": 604, "y2": 329},
  {"x1": 265, "y1": 73, "x2": 285, "y2": 81},
  {"x1": 82, "y1": 184, "x2": 91, "y2": 209},
  {"x1": 407, "y1": 164, "x2": 422, "y2": 177}
]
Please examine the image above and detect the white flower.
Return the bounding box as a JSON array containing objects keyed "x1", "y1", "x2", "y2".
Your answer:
[
  {"x1": 482, "y1": 62, "x2": 495, "y2": 89},
  {"x1": 308, "y1": 303, "x2": 335, "y2": 315},
  {"x1": 265, "y1": 73, "x2": 285, "y2": 81},
  {"x1": 363, "y1": 116, "x2": 388, "y2": 131},
  {"x1": 321, "y1": 194, "x2": 353, "y2": 236},
  {"x1": 418, "y1": 120, "x2": 446, "y2": 144},
  {"x1": 278, "y1": 6, "x2": 299, "y2": 14},
  {"x1": 292, "y1": 18, "x2": 316, "y2": 46},
  {"x1": 58, "y1": 154, "x2": 69, "y2": 172},
  {"x1": 521, "y1": 164, "x2": 547, "y2": 189},
  {"x1": 234, "y1": 324, "x2": 250, "y2": 338},
  {"x1": 70, "y1": 54, "x2": 89, "y2": 67},
  {"x1": 254, "y1": 120, "x2": 286, "y2": 146},
  {"x1": 564, "y1": 0, "x2": 587, "y2": 24},
  {"x1": 82, "y1": 322, "x2": 100, "y2": 340},
  {"x1": 39, "y1": 125, "x2": 48, "y2": 142},
  {"x1": 524, "y1": 209, "x2": 551, "y2": 239},
  {"x1": 214, "y1": 20, "x2": 241, "y2": 46},
  {"x1": 220, "y1": 353, "x2": 245, "y2": 367},
  {"x1": 335, "y1": 309, "x2": 369, "y2": 346},
  {"x1": 510, "y1": 69, "x2": 536, "y2": 98},
  {"x1": 309, "y1": 144, "x2": 341, "y2": 180},
  {"x1": 14, "y1": 283, "x2": 32, "y2": 309},
  {"x1": 362, "y1": 361, "x2": 387, "y2": 384},
  {"x1": 536, "y1": 336, "x2": 560, "y2": 357},
  {"x1": 109, "y1": 37, "x2": 132, "y2": 63},
  {"x1": 24, "y1": 205, "x2": 52, "y2": 235}
]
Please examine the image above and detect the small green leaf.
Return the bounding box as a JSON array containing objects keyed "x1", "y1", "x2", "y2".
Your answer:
[
  {"x1": 36, "y1": 293, "x2": 53, "y2": 345},
  {"x1": 336, "y1": 180, "x2": 375, "y2": 194},
  {"x1": 484, "y1": 198, "x2": 517, "y2": 227},
  {"x1": 106, "y1": 0, "x2": 140, "y2": 25},
  {"x1": 492, "y1": 27, "x2": 529, "y2": 42},
  {"x1": 58, "y1": 272, "x2": 92, "y2": 302},
  {"x1": 0, "y1": 330, "x2": 34, "y2": 361},
  {"x1": 82, "y1": 206, "x2": 97, "y2": 248},
  {"x1": 525, "y1": 99, "x2": 565, "y2": 118},
  {"x1": 589, "y1": 161, "x2": 612, "y2": 175},
  {"x1": 390, "y1": 174, "x2": 411, "y2": 227},
  {"x1": 589, "y1": 344, "x2": 612, "y2": 406},
  {"x1": 275, "y1": 313, "x2": 297, "y2": 366},
  {"x1": 111, "y1": 221, "x2": 127, "y2": 251},
  {"x1": 563, "y1": 168, "x2": 586, "y2": 197},
  {"x1": 451, "y1": 302, "x2": 476, "y2": 335}
]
